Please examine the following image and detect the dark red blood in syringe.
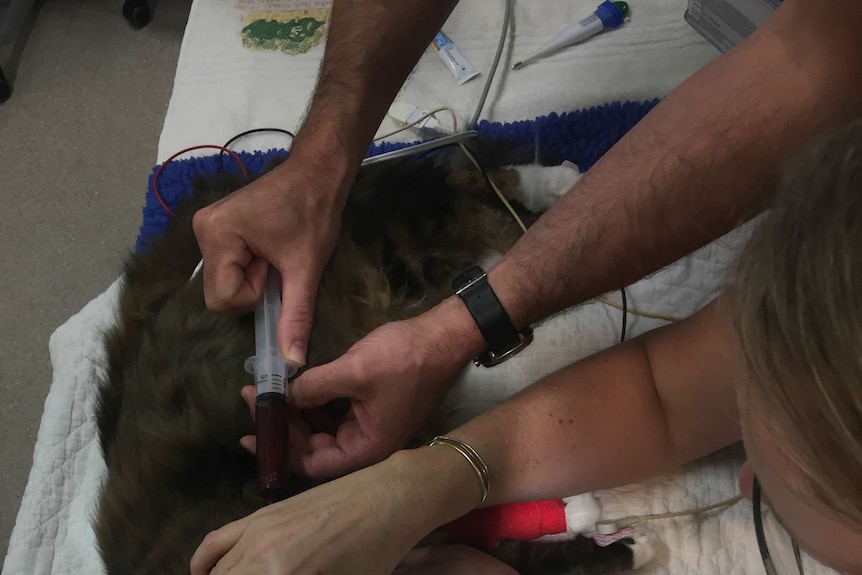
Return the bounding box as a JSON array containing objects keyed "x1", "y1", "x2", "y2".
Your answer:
[{"x1": 255, "y1": 392, "x2": 290, "y2": 503}]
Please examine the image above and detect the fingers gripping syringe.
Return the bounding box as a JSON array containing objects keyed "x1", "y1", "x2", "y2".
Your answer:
[{"x1": 244, "y1": 266, "x2": 296, "y2": 502}]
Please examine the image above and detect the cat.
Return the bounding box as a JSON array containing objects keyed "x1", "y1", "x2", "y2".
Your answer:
[{"x1": 93, "y1": 143, "x2": 654, "y2": 574}]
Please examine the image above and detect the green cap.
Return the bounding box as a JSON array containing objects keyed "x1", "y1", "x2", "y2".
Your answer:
[{"x1": 613, "y1": 1, "x2": 630, "y2": 17}]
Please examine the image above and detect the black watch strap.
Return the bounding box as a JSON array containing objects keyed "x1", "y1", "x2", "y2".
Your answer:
[{"x1": 452, "y1": 266, "x2": 533, "y2": 367}]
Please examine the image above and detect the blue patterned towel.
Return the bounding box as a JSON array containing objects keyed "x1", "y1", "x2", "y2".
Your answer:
[{"x1": 138, "y1": 100, "x2": 658, "y2": 252}]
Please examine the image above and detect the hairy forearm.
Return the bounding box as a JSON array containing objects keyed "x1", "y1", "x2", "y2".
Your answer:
[
  {"x1": 483, "y1": 0, "x2": 862, "y2": 328},
  {"x1": 289, "y1": 0, "x2": 458, "y2": 183}
]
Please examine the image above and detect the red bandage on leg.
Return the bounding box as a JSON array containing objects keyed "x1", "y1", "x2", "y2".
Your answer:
[{"x1": 443, "y1": 499, "x2": 568, "y2": 548}]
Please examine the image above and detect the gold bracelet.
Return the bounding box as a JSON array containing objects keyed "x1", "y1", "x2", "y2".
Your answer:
[{"x1": 427, "y1": 435, "x2": 489, "y2": 504}]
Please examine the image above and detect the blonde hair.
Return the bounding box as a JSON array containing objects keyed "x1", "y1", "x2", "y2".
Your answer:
[{"x1": 733, "y1": 119, "x2": 862, "y2": 527}]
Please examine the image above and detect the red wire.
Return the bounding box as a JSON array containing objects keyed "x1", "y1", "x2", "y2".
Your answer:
[{"x1": 153, "y1": 144, "x2": 249, "y2": 216}]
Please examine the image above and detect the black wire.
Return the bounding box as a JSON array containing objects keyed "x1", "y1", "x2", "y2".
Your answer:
[
  {"x1": 620, "y1": 287, "x2": 628, "y2": 343},
  {"x1": 217, "y1": 128, "x2": 296, "y2": 173}
]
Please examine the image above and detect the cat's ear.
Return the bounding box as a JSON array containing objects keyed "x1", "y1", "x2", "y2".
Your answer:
[{"x1": 561, "y1": 160, "x2": 580, "y2": 173}]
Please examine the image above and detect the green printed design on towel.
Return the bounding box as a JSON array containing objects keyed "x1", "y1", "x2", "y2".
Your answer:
[{"x1": 241, "y1": 10, "x2": 328, "y2": 54}]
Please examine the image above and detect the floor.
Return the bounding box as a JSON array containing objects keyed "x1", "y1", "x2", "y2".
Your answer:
[{"x1": 0, "y1": 0, "x2": 191, "y2": 560}]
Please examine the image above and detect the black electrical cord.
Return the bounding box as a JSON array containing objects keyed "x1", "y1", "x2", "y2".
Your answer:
[{"x1": 217, "y1": 128, "x2": 295, "y2": 173}]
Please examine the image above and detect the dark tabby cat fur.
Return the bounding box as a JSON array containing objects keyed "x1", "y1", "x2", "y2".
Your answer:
[{"x1": 94, "y1": 147, "x2": 648, "y2": 574}]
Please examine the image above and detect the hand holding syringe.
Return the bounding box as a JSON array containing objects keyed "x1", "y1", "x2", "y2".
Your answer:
[{"x1": 244, "y1": 266, "x2": 296, "y2": 502}]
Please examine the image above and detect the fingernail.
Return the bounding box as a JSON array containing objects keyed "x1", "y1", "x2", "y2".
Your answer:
[
  {"x1": 283, "y1": 342, "x2": 306, "y2": 368},
  {"x1": 239, "y1": 435, "x2": 256, "y2": 455}
]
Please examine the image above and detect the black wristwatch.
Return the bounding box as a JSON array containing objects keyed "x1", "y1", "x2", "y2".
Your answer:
[{"x1": 452, "y1": 266, "x2": 533, "y2": 367}]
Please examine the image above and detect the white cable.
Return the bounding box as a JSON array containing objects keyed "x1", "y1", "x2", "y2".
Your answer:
[
  {"x1": 368, "y1": 1, "x2": 513, "y2": 162},
  {"x1": 426, "y1": 108, "x2": 527, "y2": 232},
  {"x1": 468, "y1": 0, "x2": 513, "y2": 129},
  {"x1": 190, "y1": 259, "x2": 203, "y2": 282},
  {"x1": 594, "y1": 494, "x2": 744, "y2": 535},
  {"x1": 374, "y1": 106, "x2": 457, "y2": 142},
  {"x1": 595, "y1": 295, "x2": 684, "y2": 323},
  {"x1": 457, "y1": 142, "x2": 527, "y2": 233},
  {"x1": 360, "y1": 131, "x2": 478, "y2": 165}
]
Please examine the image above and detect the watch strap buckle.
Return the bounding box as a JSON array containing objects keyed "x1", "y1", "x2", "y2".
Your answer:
[{"x1": 475, "y1": 327, "x2": 534, "y2": 367}]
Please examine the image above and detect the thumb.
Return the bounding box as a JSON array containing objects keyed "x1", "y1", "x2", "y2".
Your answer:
[
  {"x1": 290, "y1": 359, "x2": 360, "y2": 410},
  {"x1": 276, "y1": 269, "x2": 319, "y2": 368}
]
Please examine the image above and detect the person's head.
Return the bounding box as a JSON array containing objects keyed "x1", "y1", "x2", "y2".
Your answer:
[{"x1": 732, "y1": 119, "x2": 862, "y2": 574}]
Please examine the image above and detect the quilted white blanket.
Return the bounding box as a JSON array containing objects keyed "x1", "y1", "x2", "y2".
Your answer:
[{"x1": 2, "y1": 0, "x2": 840, "y2": 573}]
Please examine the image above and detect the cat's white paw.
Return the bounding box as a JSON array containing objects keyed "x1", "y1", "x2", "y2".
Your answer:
[
  {"x1": 562, "y1": 493, "x2": 602, "y2": 535},
  {"x1": 545, "y1": 161, "x2": 582, "y2": 198},
  {"x1": 510, "y1": 162, "x2": 582, "y2": 212},
  {"x1": 622, "y1": 530, "x2": 657, "y2": 570}
]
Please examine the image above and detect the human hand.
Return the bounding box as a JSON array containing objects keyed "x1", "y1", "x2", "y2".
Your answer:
[
  {"x1": 239, "y1": 298, "x2": 485, "y2": 478},
  {"x1": 189, "y1": 454, "x2": 427, "y2": 575},
  {"x1": 192, "y1": 155, "x2": 350, "y2": 367},
  {"x1": 190, "y1": 441, "x2": 487, "y2": 575}
]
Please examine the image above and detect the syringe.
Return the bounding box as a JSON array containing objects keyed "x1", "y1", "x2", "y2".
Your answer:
[{"x1": 244, "y1": 265, "x2": 296, "y2": 502}]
